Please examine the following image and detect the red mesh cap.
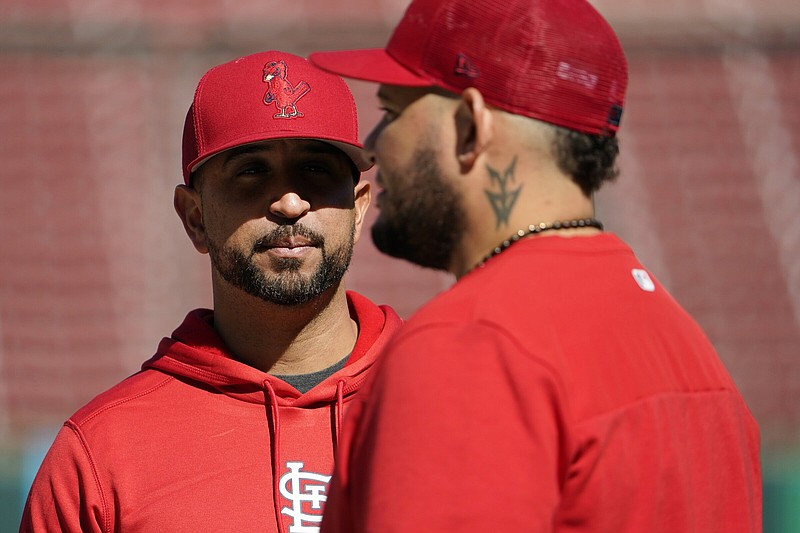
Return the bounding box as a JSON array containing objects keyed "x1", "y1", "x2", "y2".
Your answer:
[
  {"x1": 182, "y1": 51, "x2": 371, "y2": 184},
  {"x1": 310, "y1": 0, "x2": 627, "y2": 137}
]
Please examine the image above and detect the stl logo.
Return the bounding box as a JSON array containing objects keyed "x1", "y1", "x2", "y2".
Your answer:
[
  {"x1": 263, "y1": 60, "x2": 311, "y2": 119},
  {"x1": 279, "y1": 461, "x2": 332, "y2": 532}
]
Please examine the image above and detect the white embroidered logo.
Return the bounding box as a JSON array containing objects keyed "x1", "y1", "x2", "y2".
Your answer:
[
  {"x1": 279, "y1": 461, "x2": 332, "y2": 532},
  {"x1": 556, "y1": 61, "x2": 598, "y2": 89},
  {"x1": 631, "y1": 268, "x2": 656, "y2": 292}
]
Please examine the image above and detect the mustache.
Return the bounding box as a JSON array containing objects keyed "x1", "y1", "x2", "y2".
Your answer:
[{"x1": 252, "y1": 224, "x2": 324, "y2": 251}]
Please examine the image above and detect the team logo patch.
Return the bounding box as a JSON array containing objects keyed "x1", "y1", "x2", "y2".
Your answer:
[
  {"x1": 631, "y1": 268, "x2": 656, "y2": 292},
  {"x1": 454, "y1": 53, "x2": 480, "y2": 78},
  {"x1": 263, "y1": 60, "x2": 311, "y2": 119},
  {"x1": 279, "y1": 461, "x2": 331, "y2": 532}
]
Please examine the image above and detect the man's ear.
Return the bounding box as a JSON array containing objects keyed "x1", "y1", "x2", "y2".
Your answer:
[
  {"x1": 173, "y1": 184, "x2": 208, "y2": 254},
  {"x1": 455, "y1": 87, "x2": 493, "y2": 172},
  {"x1": 352, "y1": 179, "x2": 372, "y2": 244}
]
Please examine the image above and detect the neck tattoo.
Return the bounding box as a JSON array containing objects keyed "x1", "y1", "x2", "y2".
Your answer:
[{"x1": 470, "y1": 218, "x2": 603, "y2": 272}]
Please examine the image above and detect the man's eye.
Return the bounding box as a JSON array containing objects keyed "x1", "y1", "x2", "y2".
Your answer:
[
  {"x1": 238, "y1": 164, "x2": 267, "y2": 176},
  {"x1": 304, "y1": 163, "x2": 329, "y2": 174}
]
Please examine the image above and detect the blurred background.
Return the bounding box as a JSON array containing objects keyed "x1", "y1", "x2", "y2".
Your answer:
[{"x1": 0, "y1": 0, "x2": 798, "y2": 530}]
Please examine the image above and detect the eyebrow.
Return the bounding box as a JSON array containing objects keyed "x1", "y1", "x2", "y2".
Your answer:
[
  {"x1": 223, "y1": 145, "x2": 268, "y2": 162},
  {"x1": 221, "y1": 141, "x2": 343, "y2": 167},
  {"x1": 297, "y1": 142, "x2": 344, "y2": 157}
]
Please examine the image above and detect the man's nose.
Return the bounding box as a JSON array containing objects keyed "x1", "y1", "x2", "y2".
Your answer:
[{"x1": 269, "y1": 190, "x2": 311, "y2": 220}]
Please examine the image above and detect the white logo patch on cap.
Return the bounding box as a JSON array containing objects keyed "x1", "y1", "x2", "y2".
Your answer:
[{"x1": 631, "y1": 269, "x2": 656, "y2": 292}]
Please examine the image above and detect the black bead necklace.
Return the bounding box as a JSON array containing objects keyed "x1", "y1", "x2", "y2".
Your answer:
[{"x1": 470, "y1": 218, "x2": 603, "y2": 272}]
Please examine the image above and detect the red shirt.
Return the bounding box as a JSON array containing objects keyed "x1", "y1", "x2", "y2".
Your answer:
[{"x1": 323, "y1": 235, "x2": 762, "y2": 532}]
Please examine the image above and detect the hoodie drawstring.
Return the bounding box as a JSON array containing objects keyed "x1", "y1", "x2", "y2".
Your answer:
[
  {"x1": 264, "y1": 380, "x2": 285, "y2": 533},
  {"x1": 334, "y1": 379, "x2": 346, "y2": 451},
  {"x1": 265, "y1": 378, "x2": 348, "y2": 533}
]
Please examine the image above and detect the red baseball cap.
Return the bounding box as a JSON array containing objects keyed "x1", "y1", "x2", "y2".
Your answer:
[
  {"x1": 310, "y1": 0, "x2": 627, "y2": 137},
  {"x1": 182, "y1": 50, "x2": 372, "y2": 184}
]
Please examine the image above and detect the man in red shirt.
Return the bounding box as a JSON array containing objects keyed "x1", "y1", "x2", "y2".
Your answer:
[
  {"x1": 21, "y1": 51, "x2": 401, "y2": 533},
  {"x1": 310, "y1": 0, "x2": 762, "y2": 530}
]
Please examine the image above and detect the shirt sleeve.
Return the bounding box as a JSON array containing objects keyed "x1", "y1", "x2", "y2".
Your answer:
[
  {"x1": 323, "y1": 321, "x2": 568, "y2": 533},
  {"x1": 20, "y1": 422, "x2": 108, "y2": 533}
]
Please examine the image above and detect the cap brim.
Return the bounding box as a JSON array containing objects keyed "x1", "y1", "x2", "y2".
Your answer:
[
  {"x1": 309, "y1": 49, "x2": 432, "y2": 87},
  {"x1": 325, "y1": 140, "x2": 373, "y2": 172}
]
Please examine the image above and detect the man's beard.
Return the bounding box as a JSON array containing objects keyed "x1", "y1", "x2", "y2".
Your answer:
[
  {"x1": 371, "y1": 148, "x2": 466, "y2": 271},
  {"x1": 208, "y1": 223, "x2": 354, "y2": 306}
]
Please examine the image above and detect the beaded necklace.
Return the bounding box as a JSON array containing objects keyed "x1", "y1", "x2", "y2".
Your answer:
[{"x1": 470, "y1": 218, "x2": 603, "y2": 272}]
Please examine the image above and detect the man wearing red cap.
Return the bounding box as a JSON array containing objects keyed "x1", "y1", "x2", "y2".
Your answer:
[
  {"x1": 310, "y1": 0, "x2": 762, "y2": 531},
  {"x1": 20, "y1": 51, "x2": 402, "y2": 533}
]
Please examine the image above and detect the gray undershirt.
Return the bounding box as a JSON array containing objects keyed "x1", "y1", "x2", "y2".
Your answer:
[{"x1": 275, "y1": 354, "x2": 349, "y2": 394}]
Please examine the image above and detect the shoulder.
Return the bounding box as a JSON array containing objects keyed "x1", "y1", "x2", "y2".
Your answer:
[
  {"x1": 410, "y1": 233, "x2": 642, "y2": 328},
  {"x1": 68, "y1": 369, "x2": 175, "y2": 428},
  {"x1": 388, "y1": 234, "x2": 640, "y2": 380},
  {"x1": 382, "y1": 317, "x2": 563, "y2": 394}
]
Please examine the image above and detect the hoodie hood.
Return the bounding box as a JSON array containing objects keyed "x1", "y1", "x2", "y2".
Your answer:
[{"x1": 143, "y1": 291, "x2": 400, "y2": 407}]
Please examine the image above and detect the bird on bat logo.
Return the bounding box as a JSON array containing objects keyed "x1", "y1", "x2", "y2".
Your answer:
[{"x1": 263, "y1": 60, "x2": 311, "y2": 119}]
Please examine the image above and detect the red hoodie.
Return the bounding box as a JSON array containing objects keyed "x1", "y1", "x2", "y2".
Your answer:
[{"x1": 20, "y1": 291, "x2": 401, "y2": 533}]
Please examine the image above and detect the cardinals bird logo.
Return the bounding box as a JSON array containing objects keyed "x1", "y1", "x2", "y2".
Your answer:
[{"x1": 263, "y1": 60, "x2": 311, "y2": 119}]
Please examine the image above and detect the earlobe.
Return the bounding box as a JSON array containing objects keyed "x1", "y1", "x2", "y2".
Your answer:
[
  {"x1": 456, "y1": 88, "x2": 493, "y2": 172},
  {"x1": 352, "y1": 180, "x2": 372, "y2": 243},
  {"x1": 174, "y1": 185, "x2": 208, "y2": 254}
]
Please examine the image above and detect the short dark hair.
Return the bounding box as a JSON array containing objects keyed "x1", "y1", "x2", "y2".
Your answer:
[{"x1": 552, "y1": 127, "x2": 620, "y2": 196}]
